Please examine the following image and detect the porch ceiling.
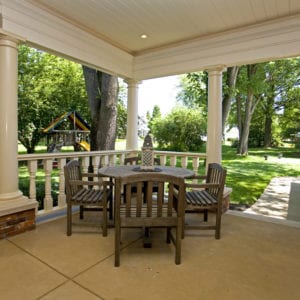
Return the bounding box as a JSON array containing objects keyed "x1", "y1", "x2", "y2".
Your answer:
[
  {"x1": 30, "y1": 0, "x2": 300, "y2": 55},
  {"x1": 1, "y1": 0, "x2": 300, "y2": 79}
]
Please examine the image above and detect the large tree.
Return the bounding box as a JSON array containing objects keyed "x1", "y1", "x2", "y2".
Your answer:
[
  {"x1": 262, "y1": 58, "x2": 300, "y2": 147},
  {"x1": 222, "y1": 66, "x2": 239, "y2": 135},
  {"x1": 236, "y1": 64, "x2": 265, "y2": 155},
  {"x1": 82, "y1": 66, "x2": 118, "y2": 150},
  {"x1": 279, "y1": 87, "x2": 300, "y2": 143},
  {"x1": 18, "y1": 45, "x2": 88, "y2": 153},
  {"x1": 177, "y1": 69, "x2": 240, "y2": 136}
]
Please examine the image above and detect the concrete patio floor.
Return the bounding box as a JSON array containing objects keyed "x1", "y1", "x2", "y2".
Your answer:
[{"x1": 1, "y1": 211, "x2": 300, "y2": 300}]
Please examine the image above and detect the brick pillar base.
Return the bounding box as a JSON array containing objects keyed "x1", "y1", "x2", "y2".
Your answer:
[{"x1": 0, "y1": 208, "x2": 36, "y2": 239}]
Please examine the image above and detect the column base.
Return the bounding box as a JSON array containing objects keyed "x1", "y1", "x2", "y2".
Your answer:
[{"x1": 0, "y1": 195, "x2": 38, "y2": 239}]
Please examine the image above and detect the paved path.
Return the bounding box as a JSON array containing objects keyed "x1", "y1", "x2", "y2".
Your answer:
[{"x1": 244, "y1": 177, "x2": 300, "y2": 219}]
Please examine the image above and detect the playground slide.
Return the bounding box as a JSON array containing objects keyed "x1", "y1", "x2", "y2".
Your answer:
[{"x1": 77, "y1": 141, "x2": 90, "y2": 151}]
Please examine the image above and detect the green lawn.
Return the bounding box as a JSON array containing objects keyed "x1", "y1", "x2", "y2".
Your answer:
[{"x1": 222, "y1": 145, "x2": 300, "y2": 204}]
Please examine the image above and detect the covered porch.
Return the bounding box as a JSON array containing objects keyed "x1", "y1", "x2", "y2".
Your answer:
[
  {"x1": 0, "y1": 2, "x2": 300, "y2": 297},
  {"x1": 1, "y1": 1, "x2": 300, "y2": 225},
  {"x1": 1, "y1": 212, "x2": 300, "y2": 299}
]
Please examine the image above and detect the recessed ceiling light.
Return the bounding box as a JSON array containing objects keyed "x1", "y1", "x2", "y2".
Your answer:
[{"x1": 140, "y1": 34, "x2": 148, "y2": 39}]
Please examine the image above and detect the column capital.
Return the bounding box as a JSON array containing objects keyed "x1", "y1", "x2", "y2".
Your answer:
[
  {"x1": 0, "y1": 29, "x2": 25, "y2": 45},
  {"x1": 124, "y1": 78, "x2": 141, "y2": 86},
  {"x1": 207, "y1": 65, "x2": 227, "y2": 74}
]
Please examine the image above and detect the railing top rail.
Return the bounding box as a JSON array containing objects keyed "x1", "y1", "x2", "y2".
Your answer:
[
  {"x1": 18, "y1": 149, "x2": 133, "y2": 161},
  {"x1": 154, "y1": 150, "x2": 206, "y2": 158},
  {"x1": 18, "y1": 149, "x2": 206, "y2": 161}
]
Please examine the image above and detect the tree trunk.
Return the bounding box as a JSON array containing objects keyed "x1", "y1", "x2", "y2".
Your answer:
[
  {"x1": 236, "y1": 94, "x2": 242, "y2": 148},
  {"x1": 222, "y1": 66, "x2": 239, "y2": 135},
  {"x1": 264, "y1": 94, "x2": 275, "y2": 148},
  {"x1": 237, "y1": 64, "x2": 260, "y2": 155},
  {"x1": 82, "y1": 66, "x2": 118, "y2": 150},
  {"x1": 264, "y1": 112, "x2": 273, "y2": 147}
]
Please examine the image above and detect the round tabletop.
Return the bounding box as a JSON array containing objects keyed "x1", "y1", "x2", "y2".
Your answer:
[{"x1": 98, "y1": 165, "x2": 195, "y2": 179}]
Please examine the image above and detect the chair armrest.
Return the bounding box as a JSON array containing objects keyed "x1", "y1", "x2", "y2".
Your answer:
[
  {"x1": 81, "y1": 172, "x2": 99, "y2": 177},
  {"x1": 189, "y1": 175, "x2": 207, "y2": 180},
  {"x1": 69, "y1": 179, "x2": 98, "y2": 187},
  {"x1": 185, "y1": 175, "x2": 207, "y2": 184},
  {"x1": 102, "y1": 181, "x2": 114, "y2": 188},
  {"x1": 185, "y1": 182, "x2": 220, "y2": 189},
  {"x1": 69, "y1": 179, "x2": 113, "y2": 189}
]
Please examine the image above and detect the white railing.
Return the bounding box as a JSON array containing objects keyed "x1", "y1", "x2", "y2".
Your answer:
[{"x1": 18, "y1": 150, "x2": 206, "y2": 217}]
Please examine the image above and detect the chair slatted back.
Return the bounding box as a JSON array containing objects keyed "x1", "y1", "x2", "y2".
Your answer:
[
  {"x1": 206, "y1": 163, "x2": 226, "y2": 199},
  {"x1": 64, "y1": 160, "x2": 83, "y2": 200},
  {"x1": 115, "y1": 173, "x2": 184, "y2": 223}
]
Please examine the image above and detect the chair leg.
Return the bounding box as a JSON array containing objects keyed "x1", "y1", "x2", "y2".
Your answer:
[
  {"x1": 166, "y1": 228, "x2": 171, "y2": 244},
  {"x1": 79, "y1": 205, "x2": 84, "y2": 219},
  {"x1": 175, "y1": 221, "x2": 182, "y2": 265},
  {"x1": 204, "y1": 209, "x2": 208, "y2": 222},
  {"x1": 109, "y1": 195, "x2": 113, "y2": 220},
  {"x1": 215, "y1": 208, "x2": 221, "y2": 239},
  {"x1": 181, "y1": 213, "x2": 185, "y2": 239},
  {"x1": 102, "y1": 203, "x2": 107, "y2": 237},
  {"x1": 115, "y1": 220, "x2": 121, "y2": 267},
  {"x1": 67, "y1": 203, "x2": 72, "y2": 236}
]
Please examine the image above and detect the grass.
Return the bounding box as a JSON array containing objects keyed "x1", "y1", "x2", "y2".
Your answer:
[
  {"x1": 222, "y1": 145, "x2": 300, "y2": 205},
  {"x1": 18, "y1": 142, "x2": 300, "y2": 207}
]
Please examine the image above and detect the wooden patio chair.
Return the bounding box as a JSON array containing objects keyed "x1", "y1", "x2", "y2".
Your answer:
[
  {"x1": 124, "y1": 156, "x2": 161, "y2": 199},
  {"x1": 114, "y1": 172, "x2": 185, "y2": 267},
  {"x1": 184, "y1": 163, "x2": 227, "y2": 239},
  {"x1": 64, "y1": 160, "x2": 113, "y2": 237}
]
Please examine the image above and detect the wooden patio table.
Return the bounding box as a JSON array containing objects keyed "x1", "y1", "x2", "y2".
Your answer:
[
  {"x1": 98, "y1": 165, "x2": 195, "y2": 179},
  {"x1": 98, "y1": 165, "x2": 195, "y2": 246}
]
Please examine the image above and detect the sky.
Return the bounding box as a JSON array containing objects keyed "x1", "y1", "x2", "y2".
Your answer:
[{"x1": 138, "y1": 75, "x2": 181, "y2": 117}]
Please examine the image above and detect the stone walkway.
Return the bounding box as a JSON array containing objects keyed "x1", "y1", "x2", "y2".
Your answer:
[{"x1": 244, "y1": 177, "x2": 300, "y2": 220}]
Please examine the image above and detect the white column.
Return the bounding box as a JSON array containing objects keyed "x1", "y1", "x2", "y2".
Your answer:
[
  {"x1": 125, "y1": 79, "x2": 140, "y2": 150},
  {"x1": 206, "y1": 66, "x2": 226, "y2": 166},
  {"x1": 0, "y1": 35, "x2": 37, "y2": 215}
]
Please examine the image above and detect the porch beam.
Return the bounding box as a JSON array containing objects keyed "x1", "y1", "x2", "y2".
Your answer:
[{"x1": 133, "y1": 14, "x2": 300, "y2": 80}]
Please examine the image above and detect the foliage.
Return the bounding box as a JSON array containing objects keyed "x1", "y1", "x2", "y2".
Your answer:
[
  {"x1": 18, "y1": 45, "x2": 89, "y2": 153},
  {"x1": 178, "y1": 58, "x2": 300, "y2": 153},
  {"x1": 231, "y1": 58, "x2": 300, "y2": 151},
  {"x1": 117, "y1": 98, "x2": 127, "y2": 139},
  {"x1": 151, "y1": 107, "x2": 206, "y2": 151},
  {"x1": 116, "y1": 80, "x2": 128, "y2": 139},
  {"x1": 147, "y1": 105, "x2": 162, "y2": 133},
  {"x1": 279, "y1": 87, "x2": 300, "y2": 142},
  {"x1": 176, "y1": 72, "x2": 208, "y2": 109}
]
